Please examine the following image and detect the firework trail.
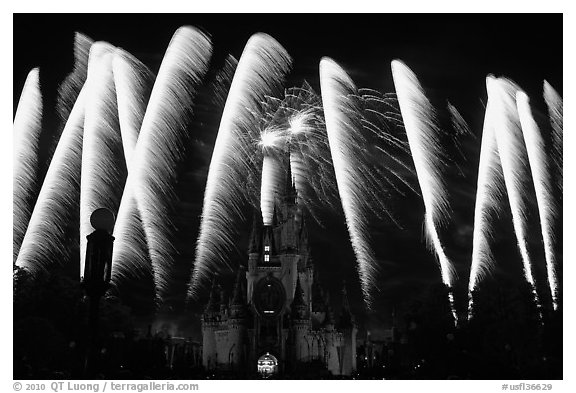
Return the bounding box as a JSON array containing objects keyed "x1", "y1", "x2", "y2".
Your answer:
[
  {"x1": 488, "y1": 76, "x2": 542, "y2": 313},
  {"x1": 391, "y1": 60, "x2": 457, "y2": 322},
  {"x1": 109, "y1": 49, "x2": 155, "y2": 288},
  {"x1": 189, "y1": 33, "x2": 292, "y2": 298},
  {"x1": 467, "y1": 90, "x2": 505, "y2": 318},
  {"x1": 319, "y1": 57, "x2": 377, "y2": 306},
  {"x1": 13, "y1": 68, "x2": 43, "y2": 263},
  {"x1": 130, "y1": 26, "x2": 212, "y2": 300},
  {"x1": 56, "y1": 32, "x2": 93, "y2": 124},
  {"x1": 16, "y1": 85, "x2": 86, "y2": 277},
  {"x1": 517, "y1": 91, "x2": 559, "y2": 310},
  {"x1": 543, "y1": 81, "x2": 563, "y2": 193},
  {"x1": 80, "y1": 42, "x2": 125, "y2": 280}
]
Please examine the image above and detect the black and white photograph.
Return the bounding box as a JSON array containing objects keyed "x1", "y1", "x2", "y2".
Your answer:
[{"x1": 11, "y1": 8, "x2": 566, "y2": 385}]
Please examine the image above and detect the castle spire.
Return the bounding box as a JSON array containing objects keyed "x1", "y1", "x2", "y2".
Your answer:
[
  {"x1": 338, "y1": 281, "x2": 355, "y2": 328},
  {"x1": 248, "y1": 210, "x2": 263, "y2": 253},
  {"x1": 342, "y1": 280, "x2": 351, "y2": 313}
]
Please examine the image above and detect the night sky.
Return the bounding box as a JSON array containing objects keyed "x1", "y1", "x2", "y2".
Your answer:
[{"x1": 13, "y1": 14, "x2": 563, "y2": 339}]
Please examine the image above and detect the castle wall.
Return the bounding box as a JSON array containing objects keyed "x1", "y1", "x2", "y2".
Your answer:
[
  {"x1": 201, "y1": 323, "x2": 217, "y2": 370},
  {"x1": 227, "y1": 321, "x2": 246, "y2": 369}
]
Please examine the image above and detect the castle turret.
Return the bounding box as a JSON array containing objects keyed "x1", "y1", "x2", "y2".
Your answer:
[
  {"x1": 323, "y1": 301, "x2": 341, "y2": 375},
  {"x1": 202, "y1": 279, "x2": 220, "y2": 369}
]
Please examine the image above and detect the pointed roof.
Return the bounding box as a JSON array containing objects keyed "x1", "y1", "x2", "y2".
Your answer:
[
  {"x1": 323, "y1": 302, "x2": 335, "y2": 327},
  {"x1": 312, "y1": 278, "x2": 327, "y2": 313},
  {"x1": 292, "y1": 276, "x2": 307, "y2": 308},
  {"x1": 204, "y1": 278, "x2": 220, "y2": 315}
]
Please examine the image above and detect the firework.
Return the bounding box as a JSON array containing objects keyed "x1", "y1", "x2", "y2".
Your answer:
[
  {"x1": 391, "y1": 60, "x2": 456, "y2": 322},
  {"x1": 56, "y1": 32, "x2": 93, "y2": 124},
  {"x1": 467, "y1": 85, "x2": 505, "y2": 318},
  {"x1": 16, "y1": 86, "x2": 86, "y2": 276},
  {"x1": 129, "y1": 26, "x2": 212, "y2": 300},
  {"x1": 110, "y1": 49, "x2": 155, "y2": 288},
  {"x1": 112, "y1": 48, "x2": 155, "y2": 167},
  {"x1": 320, "y1": 57, "x2": 377, "y2": 306},
  {"x1": 80, "y1": 42, "x2": 124, "y2": 279},
  {"x1": 543, "y1": 81, "x2": 563, "y2": 193},
  {"x1": 488, "y1": 77, "x2": 541, "y2": 314},
  {"x1": 517, "y1": 91, "x2": 559, "y2": 310},
  {"x1": 189, "y1": 33, "x2": 291, "y2": 298}
]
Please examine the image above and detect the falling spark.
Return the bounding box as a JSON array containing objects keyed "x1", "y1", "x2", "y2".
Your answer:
[
  {"x1": 391, "y1": 60, "x2": 457, "y2": 321},
  {"x1": 189, "y1": 33, "x2": 291, "y2": 298},
  {"x1": 517, "y1": 91, "x2": 559, "y2": 310},
  {"x1": 16, "y1": 87, "x2": 86, "y2": 276},
  {"x1": 488, "y1": 76, "x2": 542, "y2": 313},
  {"x1": 131, "y1": 26, "x2": 212, "y2": 301},
  {"x1": 80, "y1": 42, "x2": 125, "y2": 280},
  {"x1": 13, "y1": 68, "x2": 43, "y2": 263},
  {"x1": 320, "y1": 57, "x2": 377, "y2": 306}
]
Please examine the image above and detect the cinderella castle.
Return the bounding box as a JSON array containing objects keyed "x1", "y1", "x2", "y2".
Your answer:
[{"x1": 201, "y1": 172, "x2": 357, "y2": 377}]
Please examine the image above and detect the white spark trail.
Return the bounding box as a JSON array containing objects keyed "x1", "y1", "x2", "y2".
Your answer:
[
  {"x1": 16, "y1": 87, "x2": 86, "y2": 276},
  {"x1": 391, "y1": 61, "x2": 456, "y2": 319},
  {"x1": 189, "y1": 33, "x2": 291, "y2": 298},
  {"x1": 13, "y1": 68, "x2": 43, "y2": 262},
  {"x1": 132, "y1": 26, "x2": 212, "y2": 301},
  {"x1": 517, "y1": 91, "x2": 559, "y2": 310},
  {"x1": 320, "y1": 57, "x2": 377, "y2": 306}
]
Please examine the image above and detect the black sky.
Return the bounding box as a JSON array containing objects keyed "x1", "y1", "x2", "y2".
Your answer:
[{"x1": 13, "y1": 14, "x2": 563, "y2": 338}]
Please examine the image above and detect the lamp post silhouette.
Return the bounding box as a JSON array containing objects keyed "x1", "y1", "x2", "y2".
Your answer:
[{"x1": 82, "y1": 208, "x2": 115, "y2": 377}]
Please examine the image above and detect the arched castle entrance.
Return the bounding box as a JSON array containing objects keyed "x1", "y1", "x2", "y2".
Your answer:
[{"x1": 257, "y1": 352, "x2": 279, "y2": 378}]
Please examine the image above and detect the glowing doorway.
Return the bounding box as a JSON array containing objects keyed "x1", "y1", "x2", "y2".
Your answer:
[{"x1": 257, "y1": 352, "x2": 278, "y2": 377}]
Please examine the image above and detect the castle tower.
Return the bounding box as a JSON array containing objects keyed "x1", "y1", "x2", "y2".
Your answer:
[
  {"x1": 201, "y1": 280, "x2": 220, "y2": 369},
  {"x1": 290, "y1": 277, "x2": 310, "y2": 362},
  {"x1": 227, "y1": 267, "x2": 249, "y2": 370},
  {"x1": 337, "y1": 282, "x2": 358, "y2": 375},
  {"x1": 244, "y1": 164, "x2": 311, "y2": 372}
]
